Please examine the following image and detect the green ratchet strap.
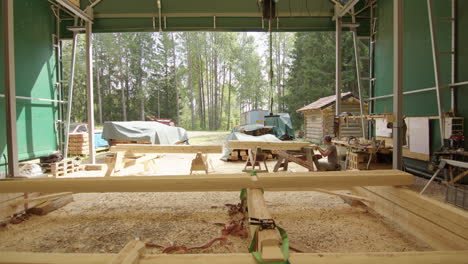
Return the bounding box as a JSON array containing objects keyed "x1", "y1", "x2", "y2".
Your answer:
[
  {"x1": 240, "y1": 188, "x2": 247, "y2": 201},
  {"x1": 248, "y1": 225, "x2": 290, "y2": 264},
  {"x1": 240, "y1": 188, "x2": 264, "y2": 201}
]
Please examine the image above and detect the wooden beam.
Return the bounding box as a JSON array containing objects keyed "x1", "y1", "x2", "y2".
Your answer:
[
  {"x1": 228, "y1": 141, "x2": 311, "y2": 151},
  {"x1": 110, "y1": 144, "x2": 223, "y2": 154},
  {"x1": 27, "y1": 195, "x2": 74, "y2": 216},
  {"x1": 0, "y1": 170, "x2": 413, "y2": 193},
  {"x1": 246, "y1": 188, "x2": 283, "y2": 262},
  {"x1": 365, "y1": 186, "x2": 468, "y2": 235},
  {"x1": 9, "y1": 192, "x2": 73, "y2": 207},
  {"x1": 109, "y1": 240, "x2": 145, "y2": 264},
  {"x1": 353, "y1": 186, "x2": 468, "y2": 250},
  {"x1": 313, "y1": 188, "x2": 372, "y2": 203},
  {"x1": 1, "y1": 251, "x2": 468, "y2": 264}
]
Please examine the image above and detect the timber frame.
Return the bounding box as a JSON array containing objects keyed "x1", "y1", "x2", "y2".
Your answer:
[
  {"x1": 1, "y1": 170, "x2": 468, "y2": 263},
  {"x1": 105, "y1": 144, "x2": 223, "y2": 176}
]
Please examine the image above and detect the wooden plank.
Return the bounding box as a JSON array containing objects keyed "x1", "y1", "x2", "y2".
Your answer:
[
  {"x1": 0, "y1": 170, "x2": 413, "y2": 193},
  {"x1": 27, "y1": 195, "x2": 74, "y2": 216},
  {"x1": 9, "y1": 192, "x2": 73, "y2": 207},
  {"x1": 246, "y1": 188, "x2": 283, "y2": 262},
  {"x1": 1, "y1": 251, "x2": 468, "y2": 264},
  {"x1": 0, "y1": 192, "x2": 43, "y2": 220},
  {"x1": 353, "y1": 187, "x2": 468, "y2": 250},
  {"x1": 110, "y1": 144, "x2": 222, "y2": 154},
  {"x1": 109, "y1": 240, "x2": 145, "y2": 264},
  {"x1": 313, "y1": 188, "x2": 372, "y2": 203},
  {"x1": 228, "y1": 141, "x2": 311, "y2": 151},
  {"x1": 366, "y1": 186, "x2": 468, "y2": 232}
]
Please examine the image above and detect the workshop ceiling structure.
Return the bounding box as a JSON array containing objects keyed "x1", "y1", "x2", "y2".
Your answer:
[{"x1": 61, "y1": 0, "x2": 370, "y2": 35}]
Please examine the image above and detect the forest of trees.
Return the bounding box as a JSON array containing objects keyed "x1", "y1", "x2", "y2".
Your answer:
[{"x1": 63, "y1": 31, "x2": 367, "y2": 131}]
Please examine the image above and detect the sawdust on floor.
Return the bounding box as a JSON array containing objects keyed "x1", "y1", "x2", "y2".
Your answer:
[
  {"x1": 0, "y1": 190, "x2": 431, "y2": 254},
  {"x1": 0, "y1": 132, "x2": 433, "y2": 254}
]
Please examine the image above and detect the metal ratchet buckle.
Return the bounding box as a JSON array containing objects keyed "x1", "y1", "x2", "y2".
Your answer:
[{"x1": 248, "y1": 217, "x2": 276, "y2": 230}]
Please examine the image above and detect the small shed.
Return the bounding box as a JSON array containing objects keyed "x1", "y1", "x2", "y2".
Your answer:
[{"x1": 297, "y1": 92, "x2": 368, "y2": 143}]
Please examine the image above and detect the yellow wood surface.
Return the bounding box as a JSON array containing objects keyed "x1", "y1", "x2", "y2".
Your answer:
[
  {"x1": 0, "y1": 170, "x2": 413, "y2": 193},
  {"x1": 246, "y1": 188, "x2": 283, "y2": 262},
  {"x1": 353, "y1": 186, "x2": 468, "y2": 250},
  {"x1": 109, "y1": 240, "x2": 146, "y2": 264},
  {"x1": 110, "y1": 144, "x2": 223, "y2": 154},
  {"x1": 1, "y1": 251, "x2": 468, "y2": 264}
]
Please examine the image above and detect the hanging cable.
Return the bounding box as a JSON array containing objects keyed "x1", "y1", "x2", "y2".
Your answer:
[{"x1": 269, "y1": 0, "x2": 274, "y2": 114}]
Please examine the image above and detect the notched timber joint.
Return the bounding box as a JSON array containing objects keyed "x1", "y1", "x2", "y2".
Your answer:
[{"x1": 249, "y1": 217, "x2": 276, "y2": 231}]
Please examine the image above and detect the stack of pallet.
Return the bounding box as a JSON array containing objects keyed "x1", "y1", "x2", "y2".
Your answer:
[
  {"x1": 41, "y1": 158, "x2": 84, "y2": 177},
  {"x1": 68, "y1": 133, "x2": 89, "y2": 156},
  {"x1": 348, "y1": 152, "x2": 374, "y2": 170},
  {"x1": 228, "y1": 149, "x2": 274, "y2": 161}
]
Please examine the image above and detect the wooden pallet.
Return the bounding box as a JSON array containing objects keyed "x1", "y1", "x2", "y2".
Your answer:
[
  {"x1": 41, "y1": 158, "x2": 83, "y2": 177},
  {"x1": 229, "y1": 149, "x2": 275, "y2": 162}
]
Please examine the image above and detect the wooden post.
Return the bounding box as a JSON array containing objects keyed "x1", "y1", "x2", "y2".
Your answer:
[{"x1": 247, "y1": 188, "x2": 283, "y2": 262}]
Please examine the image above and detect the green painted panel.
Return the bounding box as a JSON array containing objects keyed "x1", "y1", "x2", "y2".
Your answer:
[
  {"x1": 456, "y1": 0, "x2": 468, "y2": 149},
  {"x1": 373, "y1": 0, "x2": 453, "y2": 152},
  {"x1": 0, "y1": 0, "x2": 59, "y2": 167}
]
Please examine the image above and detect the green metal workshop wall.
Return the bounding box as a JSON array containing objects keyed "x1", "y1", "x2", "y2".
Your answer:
[
  {"x1": 373, "y1": 0, "x2": 453, "y2": 154},
  {"x1": 0, "y1": 0, "x2": 59, "y2": 170},
  {"x1": 456, "y1": 0, "x2": 468, "y2": 149}
]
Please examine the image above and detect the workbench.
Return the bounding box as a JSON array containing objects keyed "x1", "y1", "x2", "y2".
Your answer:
[{"x1": 332, "y1": 140, "x2": 391, "y2": 170}]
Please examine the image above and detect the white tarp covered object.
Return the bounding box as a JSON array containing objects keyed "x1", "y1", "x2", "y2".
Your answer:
[
  {"x1": 221, "y1": 132, "x2": 281, "y2": 161},
  {"x1": 102, "y1": 121, "x2": 189, "y2": 145}
]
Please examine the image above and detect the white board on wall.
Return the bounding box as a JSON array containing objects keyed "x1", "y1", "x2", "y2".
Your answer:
[
  {"x1": 376, "y1": 118, "x2": 392, "y2": 137},
  {"x1": 407, "y1": 117, "x2": 430, "y2": 155}
]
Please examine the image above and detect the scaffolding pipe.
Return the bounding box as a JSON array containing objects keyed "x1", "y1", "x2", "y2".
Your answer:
[
  {"x1": 427, "y1": 0, "x2": 445, "y2": 146},
  {"x1": 63, "y1": 31, "x2": 79, "y2": 158},
  {"x1": 451, "y1": 0, "x2": 456, "y2": 113},
  {"x1": 351, "y1": 27, "x2": 366, "y2": 139},
  {"x1": 393, "y1": 0, "x2": 403, "y2": 170},
  {"x1": 335, "y1": 5, "x2": 342, "y2": 116},
  {"x1": 2, "y1": 0, "x2": 19, "y2": 178},
  {"x1": 85, "y1": 12, "x2": 96, "y2": 164}
]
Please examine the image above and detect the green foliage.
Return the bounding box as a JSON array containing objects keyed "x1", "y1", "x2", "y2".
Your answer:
[
  {"x1": 283, "y1": 32, "x2": 368, "y2": 129},
  {"x1": 62, "y1": 31, "x2": 366, "y2": 132}
]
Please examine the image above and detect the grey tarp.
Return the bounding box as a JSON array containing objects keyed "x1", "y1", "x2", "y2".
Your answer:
[
  {"x1": 221, "y1": 132, "x2": 281, "y2": 161},
  {"x1": 102, "y1": 121, "x2": 189, "y2": 144}
]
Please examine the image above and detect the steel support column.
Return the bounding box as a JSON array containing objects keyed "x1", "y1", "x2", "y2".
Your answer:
[
  {"x1": 85, "y1": 15, "x2": 96, "y2": 164},
  {"x1": 64, "y1": 31, "x2": 79, "y2": 157},
  {"x1": 427, "y1": 0, "x2": 445, "y2": 146},
  {"x1": 351, "y1": 28, "x2": 366, "y2": 138},
  {"x1": 450, "y1": 0, "x2": 456, "y2": 113},
  {"x1": 2, "y1": 0, "x2": 19, "y2": 177},
  {"x1": 393, "y1": 0, "x2": 403, "y2": 170},
  {"x1": 335, "y1": 6, "x2": 342, "y2": 116}
]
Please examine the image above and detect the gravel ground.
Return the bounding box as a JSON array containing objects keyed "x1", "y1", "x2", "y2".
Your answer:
[{"x1": 0, "y1": 131, "x2": 434, "y2": 254}]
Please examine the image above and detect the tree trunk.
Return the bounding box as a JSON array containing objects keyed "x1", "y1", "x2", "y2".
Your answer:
[
  {"x1": 226, "y1": 66, "x2": 232, "y2": 130},
  {"x1": 198, "y1": 54, "x2": 205, "y2": 129},
  {"x1": 97, "y1": 68, "x2": 103, "y2": 124},
  {"x1": 140, "y1": 98, "x2": 145, "y2": 120},
  {"x1": 121, "y1": 79, "x2": 127, "y2": 121},
  {"x1": 187, "y1": 35, "x2": 195, "y2": 130},
  {"x1": 171, "y1": 33, "x2": 180, "y2": 126}
]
